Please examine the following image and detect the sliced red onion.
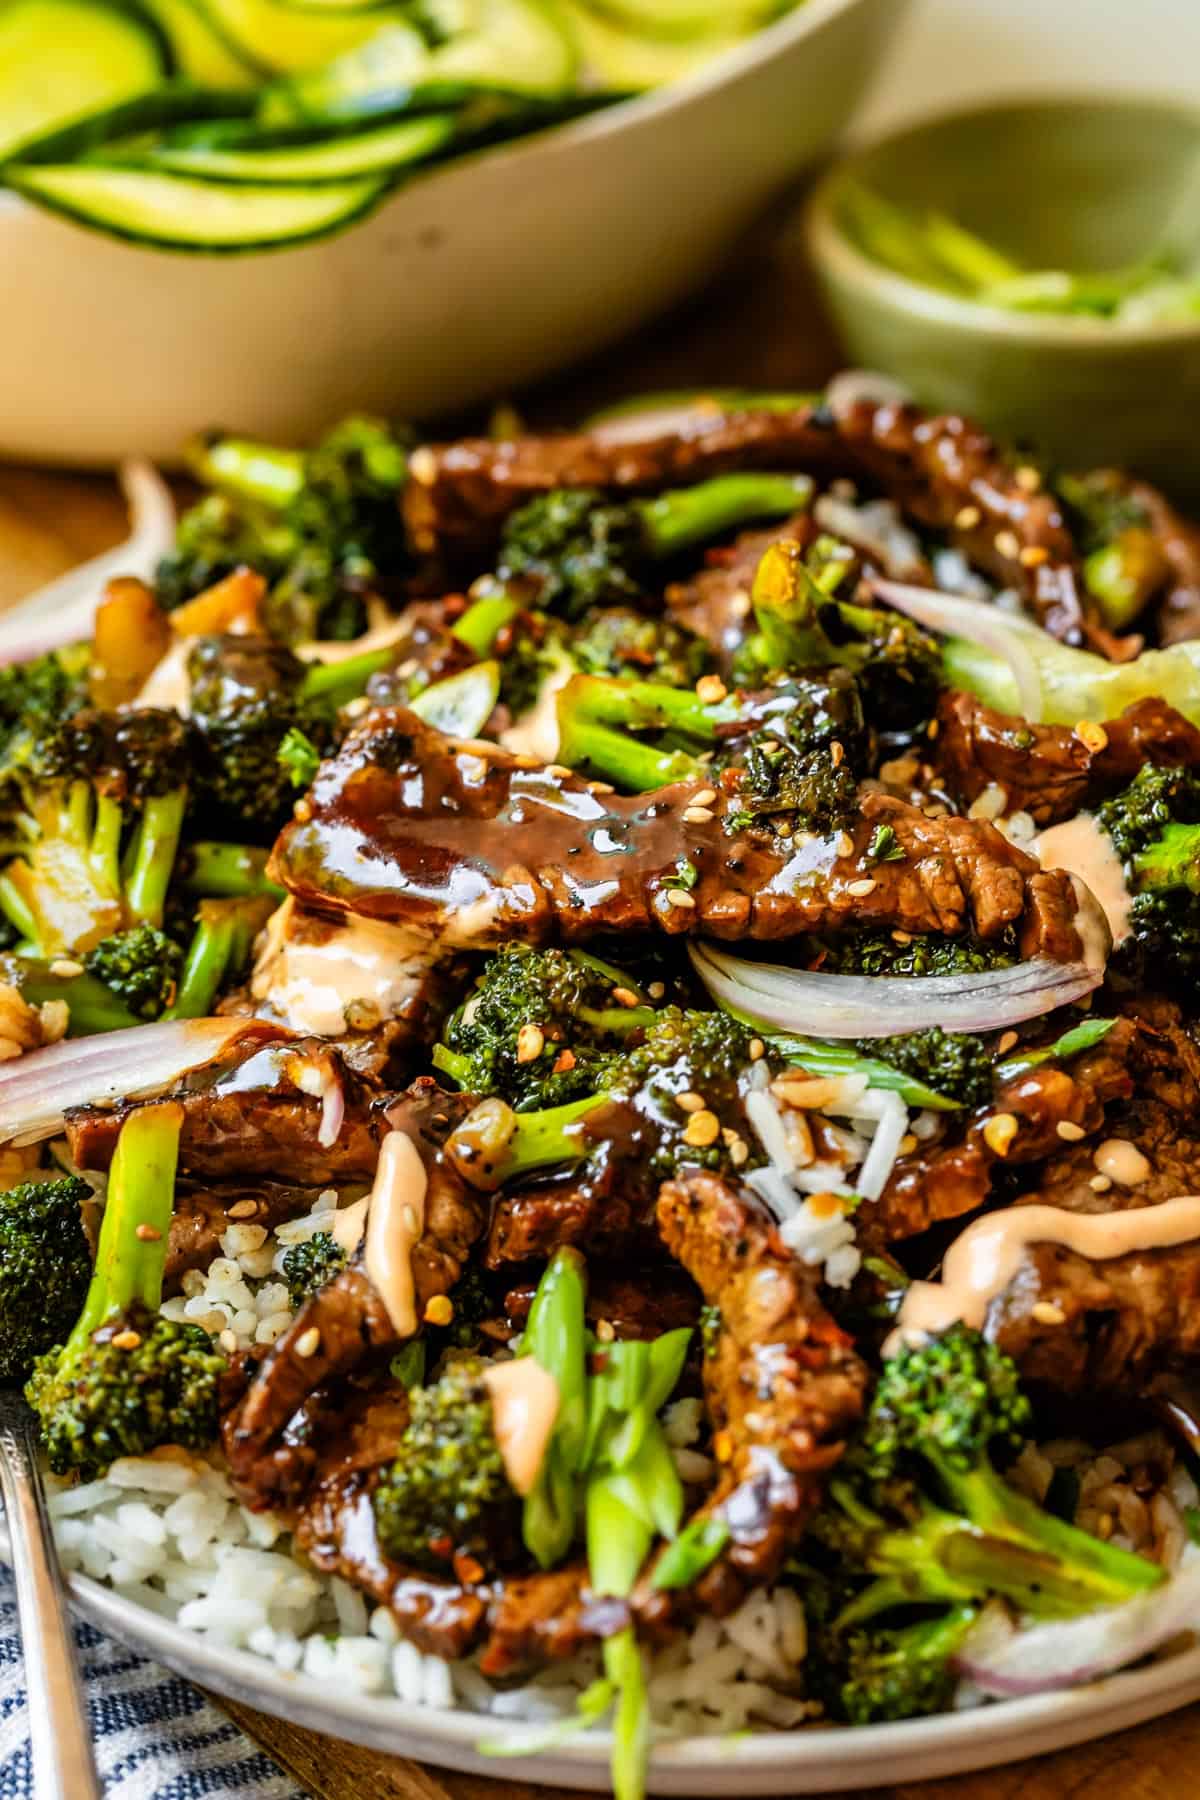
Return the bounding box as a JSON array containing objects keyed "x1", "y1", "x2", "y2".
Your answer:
[
  {"x1": 318, "y1": 1072, "x2": 346, "y2": 1148},
  {"x1": 586, "y1": 399, "x2": 743, "y2": 448},
  {"x1": 0, "y1": 1018, "x2": 283, "y2": 1145},
  {"x1": 825, "y1": 369, "x2": 912, "y2": 419},
  {"x1": 871, "y1": 576, "x2": 1045, "y2": 723},
  {"x1": 0, "y1": 460, "x2": 175, "y2": 666},
  {"x1": 955, "y1": 1562, "x2": 1200, "y2": 1697},
  {"x1": 813, "y1": 494, "x2": 926, "y2": 581},
  {"x1": 689, "y1": 942, "x2": 1103, "y2": 1039}
]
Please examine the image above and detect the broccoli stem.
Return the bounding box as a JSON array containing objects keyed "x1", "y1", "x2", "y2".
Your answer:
[
  {"x1": 503, "y1": 1094, "x2": 607, "y2": 1183},
  {"x1": 451, "y1": 589, "x2": 522, "y2": 658},
  {"x1": 16, "y1": 965, "x2": 138, "y2": 1035},
  {"x1": 637, "y1": 472, "x2": 812, "y2": 558},
  {"x1": 72, "y1": 1102, "x2": 182, "y2": 1343},
  {"x1": 558, "y1": 673, "x2": 735, "y2": 741},
  {"x1": 123, "y1": 790, "x2": 188, "y2": 928},
  {"x1": 187, "y1": 435, "x2": 305, "y2": 510},
  {"x1": 747, "y1": 539, "x2": 849, "y2": 675},
  {"x1": 0, "y1": 875, "x2": 38, "y2": 946},
  {"x1": 166, "y1": 898, "x2": 270, "y2": 1019},
  {"x1": 431, "y1": 1044, "x2": 475, "y2": 1088},
  {"x1": 181, "y1": 841, "x2": 284, "y2": 901},
  {"x1": 298, "y1": 647, "x2": 394, "y2": 705},
  {"x1": 556, "y1": 710, "x2": 703, "y2": 791}
]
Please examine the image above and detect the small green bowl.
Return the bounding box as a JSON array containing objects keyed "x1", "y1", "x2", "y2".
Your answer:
[{"x1": 804, "y1": 96, "x2": 1200, "y2": 497}]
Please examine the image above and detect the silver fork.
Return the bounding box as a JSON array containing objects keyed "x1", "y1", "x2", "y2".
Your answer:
[{"x1": 0, "y1": 1390, "x2": 101, "y2": 1800}]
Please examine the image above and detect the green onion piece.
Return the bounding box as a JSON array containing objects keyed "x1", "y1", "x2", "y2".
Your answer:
[
  {"x1": 521, "y1": 1248, "x2": 588, "y2": 1570},
  {"x1": 409, "y1": 661, "x2": 501, "y2": 740},
  {"x1": 389, "y1": 1341, "x2": 426, "y2": 1390},
  {"x1": 995, "y1": 1017, "x2": 1116, "y2": 1084},
  {"x1": 651, "y1": 1517, "x2": 731, "y2": 1591},
  {"x1": 603, "y1": 1626, "x2": 649, "y2": 1800},
  {"x1": 760, "y1": 1030, "x2": 960, "y2": 1111},
  {"x1": 451, "y1": 588, "x2": 522, "y2": 658},
  {"x1": 431, "y1": 1042, "x2": 475, "y2": 1088},
  {"x1": 587, "y1": 1477, "x2": 652, "y2": 1599},
  {"x1": 476, "y1": 1675, "x2": 615, "y2": 1758},
  {"x1": 298, "y1": 646, "x2": 394, "y2": 705}
]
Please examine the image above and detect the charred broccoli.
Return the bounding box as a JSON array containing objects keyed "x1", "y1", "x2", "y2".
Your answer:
[
  {"x1": 808, "y1": 1325, "x2": 1161, "y2": 1712},
  {"x1": 281, "y1": 1231, "x2": 347, "y2": 1309},
  {"x1": 0, "y1": 707, "x2": 190, "y2": 954},
  {"x1": 160, "y1": 416, "x2": 410, "y2": 641},
  {"x1": 187, "y1": 635, "x2": 333, "y2": 837},
  {"x1": 1096, "y1": 766, "x2": 1200, "y2": 992},
  {"x1": 498, "y1": 474, "x2": 812, "y2": 619},
  {"x1": 0, "y1": 644, "x2": 90, "y2": 760},
  {"x1": 26, "y1": 1104, "x2": 224, "y2": 1478},
  {"x1": 0, "y1": 1176, "x2": 93, "y2": 1382},
  {"x1": 810, "y1": 1605, "x2": 978, "y2": 1725},
  {"x1": 734, "y1": 538, "x2": 941, "y2": 731},
  {"x1": 815, "y1": 929, "x2": 1016, "y2": 979},
  {"x1": 852, "y1": 1028, "x2": 993, "y2": 1110},
  {"x1": 434, "y1": 945, "x2": 659, "y2": 1111},
  {"x1": 372, "y1": 1355, "x2": 517, "y2": 1571},
  {"x1": 1056, "y1": 471, "x2": 1169, "y2": 631},
  {"x1": 570, "y1": 606, "x2": 711, "y2": 688}
]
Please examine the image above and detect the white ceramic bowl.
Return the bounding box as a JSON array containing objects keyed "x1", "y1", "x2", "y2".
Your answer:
[{"x1": 0, "y1": 0, "x2": 902, "y2": 466}]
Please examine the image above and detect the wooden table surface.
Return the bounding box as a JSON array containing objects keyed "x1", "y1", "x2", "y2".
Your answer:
[{"x1": 1, "y1": 212, "x2": 1195, "y2": 1799}]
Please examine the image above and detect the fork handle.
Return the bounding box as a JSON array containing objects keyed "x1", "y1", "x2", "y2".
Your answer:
[{"x1": 0, "y1": 1408, "x2": 100, "y2": 1800}]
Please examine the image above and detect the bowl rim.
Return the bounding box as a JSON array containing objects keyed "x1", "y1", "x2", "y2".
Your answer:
[
  {"x1": 804, "y1": 88, "x2": 1200, "y2": 348},
  {"x1": 0, "y1": 0, "x2": 882, "y2": 227}
]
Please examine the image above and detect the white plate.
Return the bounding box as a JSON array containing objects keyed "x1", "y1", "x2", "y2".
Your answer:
[{"x1": 8, "y1": 1516, "x2": 1200, "y2": 1793}]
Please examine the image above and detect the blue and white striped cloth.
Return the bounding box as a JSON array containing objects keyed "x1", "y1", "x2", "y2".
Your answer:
[{"x1": 0, "y1": 1571, "x2": 304, "y2": 1799}]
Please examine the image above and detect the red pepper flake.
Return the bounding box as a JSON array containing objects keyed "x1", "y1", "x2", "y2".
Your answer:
[
  {"x1": 552, "y1": 1048, "x2": 577, "y2": 1074},
  {"x1": 453, "y1": 1553, "x2": 486, "y2": 1585},
  {"x1": 428, "y1": 1534, "x2": 454, "y2": 1561}
]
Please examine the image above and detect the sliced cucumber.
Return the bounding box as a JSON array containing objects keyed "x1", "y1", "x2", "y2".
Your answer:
[
  {"x1": 561, "y1": 2, "x2": 745, "y2": 89},
  {"x1": 191, "y1": 0, "x2": 412, "y2": 74},
  {"x1": 9, "y1": 84, "x2": 255, "y2": 164},
  {"x1": 139, "y1": 0, "x2": 262, "y2": 83},
  {"x1": 139, "y1": 109, "x2": 454, "y2": 181},
  {"x1": 265, "y1": 0, "x2": 575, "y2": 125},
  {"x1": 5, "y1": 163, "x2": 385, "y2": 251},
  {"x1": 0, "y1": 0, "x2": 171, "y2": 161}
]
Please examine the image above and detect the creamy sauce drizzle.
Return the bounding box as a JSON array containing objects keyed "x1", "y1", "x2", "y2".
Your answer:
[
  {"x1": 363, "y1": 1131, "x2": 427, "y2": 1338},
  {"x1": 1036, "y1": 813, "x2": 1131, "y2": 951},
  {"x1": 499, "y1": 656, "x2": 574, "y2": 764},
  {"x1": 249, "y1": 898, "x2": 433, "y2": 1036},
  {"x1": 133, "y1": 638, "x2": 193, "y2": 715},
  {"x1": 482, "y1": 1359, "x2": 561, "y2": 1497},
  {"x1": 330, "y1": 1195, "x2": 369, "y2": 1255},
  {"x1": 888, "y1": 1195, "x2": 1200, "y2": 1352}
]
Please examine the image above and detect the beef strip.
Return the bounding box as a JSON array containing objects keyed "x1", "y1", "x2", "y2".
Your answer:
[
  {"x1": 225, "y1": 1081, "x2": 483, "y2": 1509},
  {"x1": 636, "y1": 1172, "x2": 866, "y2": 1627},
  {"x1": 665, "y1": 513, "x2": 814, "y2": 671},
  {"x1": 269, "y1": 706, "x2": 1092, "y2": 960},
  {"x1": 501, "y1": 1266, "x2": 701, "y2": 1341},
  {"x1": 935, "y1": 692, "x2": 1200, "y2": 826},
  {"x1": 65, "y1": 1039, "x2": 378, "y2": 1184},
  {"x1": 401, "y1": 396, "x2": 1113, "y2": 645},
  {"x1": 857, "y1": 1017, "x2": 1139, "y2": 1246}
]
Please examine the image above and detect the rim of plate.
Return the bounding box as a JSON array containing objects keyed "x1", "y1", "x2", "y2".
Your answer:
[{"x1": 9, "y1": 1513, "x2": 1200, "y2": 1795}]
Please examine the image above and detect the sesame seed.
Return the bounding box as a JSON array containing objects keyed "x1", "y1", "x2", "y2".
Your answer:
[
  {"x1": 696, "y1": 675, "x2": 728, "y2": 705},
  {"x1": 401, "y1": 1204, "x2": 420, "y2": 1235},
  {"x1": 835, "y1": 832, "x2": 855, "y2": 859},
  {"x1": 730, "y1": 592, "x2": 752, "y2": 620},
  {"x1": 1015, "y1": 465, "x2": 1042, "y2": 494},
  {"x1": 891, "y1": 930, "x2": 913, "y2": 946},
  {"x1": 111, "y1": 1329, "x2": 142, "y2": 1351},
  {"x1": 683, "y1": 1109, "x2": 721, "y2": 1147},
  {"x1": 424, "y1": 1295, "x2": 454, "y2": 1327},
  {"x1": 546, "y1": 764, "x2": 574, "y2": 779},
  {"x1": 1090, "y1": 1173, "x2": 1113, "y2": 1193},
  {"x1": 808, "y1": 1191, "x2": 843, "y2": 1220},
  {"x1": 344, "y1": 696, "x2": 370, "y2": 719},
  {"x1": 926, "y1": 718, "x2": 940, "y2": 740},
  {"x1": 955, "y1": 504, "x2": 982, "y2": 530},
  {"x1": 846, "y1": 878, "x2": 876, "y2": 897},
  {"x1": 1074, "y1": 719, "x2": 1108, "y2": 753},
  {"x1": 595, "y1": 1317, "x2": 615, "y2": 1343},
  {"x1": 589, "y1": 782, "x2": 616, "y2": 796},
  {"x1": 648, "y1": 981, "x2": 666, "y2": 1000},
  {"x1": 409, "y1": 446, "x2": 437, "y2": 485},
  {"x1": 552, "y1": 1048, "x2": 576, "y2": 1074},
  {"x1": 611, "y1": 987, "x2": 641, "y2": 1009},
  {"x1": 665, "y1": 888, "x2": 696, "y2": 909},
  {"x1": 1057, "y1": 1120, "x2": 1086, "y2": 1142},
  {"x1": 749, "y1": 1038, "x2": 765, "y2": 1061},
  {"x1": 983, "y1": 1112, "x2": 1019, "y2": 1157},
  {"x1": 219, "y1": 1329, "x2": 238, "y2": 1355},
  {"x1": 293, "y1": 799, "x2": 313, "y2": 823},
  {"x1": 516, "y1": 1022, "x2": 545, "y2": 1064},
  {"x1": 295, "y1": 1327, "x2": 322, "y2": 1358},
  {"x1": 1019, "y1": 544, "x2": 1050, "y2": 568},
  {"x1": 830, "y1": 740, "x2": 845, "y2": 768},
  {"x1": 692, "y1": 788, "x2": 718, "y2": 808},
  {"x1": 1031, "y1": 1300, "x2": 1066, "y2": 1325},
  {"x1": 1096, "y1": 1513, "x2": 1115, "y2": 1540},
  {"x1": 227, "y1": 1199, "x2": 258, "y2": 1220},
  {"x1": 713, "y1": 1429, "x2": 733, "y2": 1463},
  {"x1": 677, "y1": 1091, "x2": 707, "y2": 1112},
  {"x1": 996, "y1": 1031, "x2": 1019, "y2": 1055},
  {"x1": 729, "y1": 1139, "x2": 749, "y2": 1167},
  {"x1": 994, "y1": 529, "x2": 1021, "y2": 560},
  {"x1": 134, "y1": 1223, "x2": 162, "y2": 1242},
  {"x1": 773, "y1": 1077, "x2": 844, "y2": 1110},
  {"x1": 899, "y1": 1133, "x2": 918, "y2": 1155},
  {"x1": 38, "y1": 1000, "x2": 69, "y2": 1044},
  {"x1": 48, "y1": 958, "x2": 83, "y2": 979},
  {"x1": 683, "y1": 805, "x2": 715, "y2": 824}
]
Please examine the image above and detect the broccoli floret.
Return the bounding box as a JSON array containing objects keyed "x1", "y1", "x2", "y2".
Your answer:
[
  {"x1": 1096, "y1": 766, "x2": 1200, "y2": 993},
  {"x1": 852, "y1": 1028, "x2": 994, "y2": 1110},
  {"x1": 571, "y1": 606, "x2": 711, "y2": 688},
  {"x1": 810, "y1": 1326, "x2": 1162, "y2": 1636},
  {"x1": 0, "y1": 1177, "x2": 93, "y2": 1381},
  {"x1": 813, "y1": 1607, "x2": 979, "y2": 1725},
  {"x1": 0, "y1": 644, "x2": 90, "y2": 759},
  {"x1": 498, "y1": 474, "x2": 812, "y2": 621},
  {"x1": 435, "y1": 946, "x2": 658, "y2": 1111},
  {"x1": 0, "y1": 707, "x2": 191, "y2": 954},
  {"x1": 26, "y1": 1104, "x2": 224, "y2": 1478},
  {"x1": 84, "y1": 925, "x2": 181, "y2": 1021},
  {"x1": 281, "y1": 1231, "x2": 347, "y2": 1308},
  {"x1": 1056, "y1": 471, "x2": 1168, "y2": 631},
  {"x1": 734, "y1": 538, "x2": 941, "y2": 731},
  {"x1": 167, "y1": 895, "x2": 275, "y2": 1019},
  {"x1": 187, "y1": 634, "x2": 333, "y2": 836},
  {"x1": 160, "y1": 417, "x2": 410, "y2": 641},
  {"x1": 449, "y1": 1005, "x2": 765, "y2": 1191},
  {"x1": 816, "y1": 929, "x2": 1016, "y2": 978},
  {"x1": 372, "y1": 1355, "x2": 517, "y2": 1571}
]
